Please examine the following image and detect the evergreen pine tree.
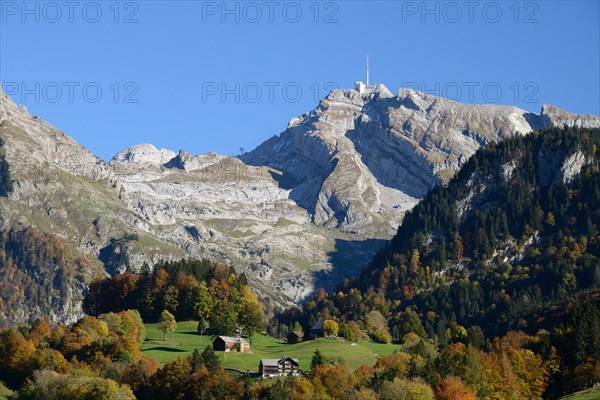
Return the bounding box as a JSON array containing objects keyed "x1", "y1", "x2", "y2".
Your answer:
[
  {"x1": 189, "y1": 348, "x2": 202, "y2": 371},
  {"x1": 200, "y1": 345, "x2": 221, "y2": 372},
  {"x1": 310, "y1": 348, "x2": 325, "y2": 371}
]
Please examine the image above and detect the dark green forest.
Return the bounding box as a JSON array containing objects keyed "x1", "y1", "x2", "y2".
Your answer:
[
  {"x1": 371, "y1": 127, "x2": 600, "y2": 336},
  {"x1": 359, "y1": 127, "x2": 600, "y2": 336}
]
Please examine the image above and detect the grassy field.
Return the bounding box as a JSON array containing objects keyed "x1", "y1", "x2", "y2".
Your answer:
[
  {"x1": 141, "y1": 321, "x2": 400, "y2": 373},
  {"x1": 0, "y1": 381, "x2": 13, "y2": 400},
  {"x1": 559, "y1": 387, "x2": 600, "y2": 400}
]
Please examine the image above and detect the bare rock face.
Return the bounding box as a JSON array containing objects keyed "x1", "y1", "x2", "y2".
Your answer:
[
  {"x1": 540, "y1": 104, "x2": 600, "y2": 129},
  {"x1": 112, "y1": 144, "x2": 176, "y2": 165},
  {"x1": 162, "y1": 149, "x2": 225, "y2": 171},
  {"x1": 109, "y1": 144, "x2": 327, "y2": 305},
  {"x1": 560, "y1": 151, "x2": 588, "y2": 184},
  {"x1": 0, "y1": 102, "x2": 8, "y2": 126},
  {"x1": 242, "y1": 86, "x2": 599, "y2": 237},
  {"x1": 0, "y1": 93, "x2": 114, "y2": 185},
  {"x1": 1, "y1": 84, "x2": 599, "y2": 323},
  {"x1": 538, "y1": 149, "x2": 590, "y2": 187}
]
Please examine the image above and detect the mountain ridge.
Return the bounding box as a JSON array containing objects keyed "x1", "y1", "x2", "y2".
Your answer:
[{"x1": 1, "y1": 83, "x2": 599, "y2": 325}]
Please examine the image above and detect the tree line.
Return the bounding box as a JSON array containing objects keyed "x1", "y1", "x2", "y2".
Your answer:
[{"x1": 83, "y1": 258, "x2": 264, "y2": 337}]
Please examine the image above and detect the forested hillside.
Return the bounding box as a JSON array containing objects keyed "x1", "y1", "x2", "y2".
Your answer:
[
  {"x1": 0, "y1": 227, "x2": 102, "y2": 327},
  {"x1": 362, "y1": 127, "x2": 600, "y2": 336},
  {"x1": 281, "y1": 127, "x2": 600, "y2": 397}
]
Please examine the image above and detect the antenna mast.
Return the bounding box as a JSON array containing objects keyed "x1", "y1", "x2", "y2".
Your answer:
[{"x1": 366, "y1": 55, "x2": 369, "y2": 85}]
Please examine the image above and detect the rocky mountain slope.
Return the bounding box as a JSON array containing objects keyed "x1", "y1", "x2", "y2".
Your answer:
[
  {"x1": 1, "y1": 84, "x2": 599, "y2": 324},
  {"x1": 241, "y1": 86, "x2": 599, "y2": 237},
  {"x1": 0, "y1": 91, "x2": 186, "y2": 268}
]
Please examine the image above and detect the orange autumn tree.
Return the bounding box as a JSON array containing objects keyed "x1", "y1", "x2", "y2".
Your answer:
[
  {"x1": 0, "y1": 330, "x2": 37, "y2": 386},
  {"x1": 477, "y1": 332, "x2": 549, "y2": 400},
  {"x1": 436, "y1": 376, "x2": 477, "y2": 400},
  {"x1": 309, "y1": 364, "x2": 357, "y2": 399}
]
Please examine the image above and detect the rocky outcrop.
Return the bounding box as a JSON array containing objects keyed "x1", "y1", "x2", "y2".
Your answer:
[
  {"x1": 112, "y1": 144, "x2": 176, "y2": 166},
  {"x1": 540, "y1": 104, "x2": 600, "y2": 129},
  {"x1": 0, "y1": 91, "x2": 114, "y2": 185},
  {"x1": 560, "y1": 151, "x2": 588, "y2": 184},
  {"x1": 538, "y1": 149, "x2": 590, "y2": 187},
  {"x1": 162, "y1": 149, "x2": 225, "y2": 171}
]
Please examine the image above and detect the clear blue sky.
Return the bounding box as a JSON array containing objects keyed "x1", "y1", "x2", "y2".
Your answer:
[{"x1": 1, "y1": 0, "x2": 599, "y2": 160}]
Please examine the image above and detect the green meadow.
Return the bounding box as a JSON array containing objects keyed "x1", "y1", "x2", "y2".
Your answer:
[
  {"x1": 141, "y1": 321, "x2": 400, "y2": 373},
  {"x1": 0, "y1": 381, "x2": 13, "y2": 400},
  {"x1": 559, "y1": 387, "x2": 600, "y2": 400}
]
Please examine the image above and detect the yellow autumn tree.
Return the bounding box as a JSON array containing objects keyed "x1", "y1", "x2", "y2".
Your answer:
[{"x1": 323, "y1": 320, "x2": 339, "y2": 337}]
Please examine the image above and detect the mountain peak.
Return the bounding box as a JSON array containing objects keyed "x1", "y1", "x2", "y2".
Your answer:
[
  {"x1": 111, "y1": 144, "x2": 176, "y2": 165},
  {"x1": 321, "y1": 84, "x2": 393, "y2": 105}
]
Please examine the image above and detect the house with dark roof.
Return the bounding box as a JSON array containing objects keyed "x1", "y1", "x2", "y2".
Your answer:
[
  {"x1": 287, "y1": 330, "x2": 304, "y2": 344},
  {"x1": 310, "y1": 319, "x2": 324, "y2": 339},
  {"x1": 212, "y1": 335, "x2": 250, "y2": 352},
  {"x1": 259, "y1": 356, "x2": 300, "y2": 378}
]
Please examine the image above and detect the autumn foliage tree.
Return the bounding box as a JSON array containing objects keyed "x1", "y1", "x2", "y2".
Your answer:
[
  {"x1": 322, "y1": 319, "x2": 339, "y2": 337},
  {"x1": 435, "y1": 376, "x2": 477, "y2": 400},
  {"x1": 18, "y1": 370, "x2": 136, "y2": 400},
  {"x1": 158, "y1": 310, "x2": 177, "y2": 341}
]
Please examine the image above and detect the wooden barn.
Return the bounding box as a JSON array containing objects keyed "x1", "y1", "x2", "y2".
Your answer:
[
  {"x1": 212, "y1": 335, "x2": 250, "y2": 352},
  {"x1": 287, "y1": 330, "x2": 304, "y2": 344}
]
